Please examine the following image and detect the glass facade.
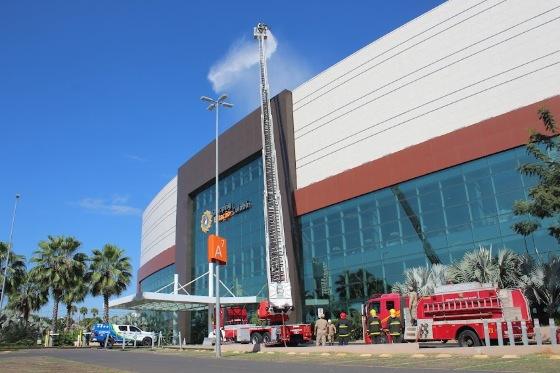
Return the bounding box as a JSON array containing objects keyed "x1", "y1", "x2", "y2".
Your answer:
[
  {"x1": 139, "y1": 264, "x2": 176, "y2": 339},
  {"x1": 299, "y1": 146, "x2": 560, "y2": 321},
  {"x1": 139, "y1": 264, "x2": 176, "y2": 293},
  {"x1": 191, "y1": 155, "x2": 267, "y2": 297}
]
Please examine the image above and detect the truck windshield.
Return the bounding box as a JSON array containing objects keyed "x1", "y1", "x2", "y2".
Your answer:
[{"x1": 369, "y1": 302, "x2": 380, "y2": 314}]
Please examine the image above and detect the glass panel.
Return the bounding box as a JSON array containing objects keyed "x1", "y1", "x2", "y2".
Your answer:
[
  {"x1": 342, "y1": 208, "x2": 360, "y2": 233},
  {"x1": 191, "y1": 156, "x2": 266, "y2": 297},
  {"x1": 445, "y1": 204, "x2": 470, "y2": 227},
  {"x1": 298, "y1": 145, "x2": 560, "y2": 312}
]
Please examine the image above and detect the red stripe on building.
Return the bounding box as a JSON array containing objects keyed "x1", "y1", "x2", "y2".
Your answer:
[
  {"x1": 294, "y1": 96, "x2": 560, "y2": 216},
  {"x1": 138, "y1": 245, "x2": 176, "y2": 283}
]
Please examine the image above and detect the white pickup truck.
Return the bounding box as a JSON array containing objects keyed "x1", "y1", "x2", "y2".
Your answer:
[{"x1": 115, "y1": 324, "x2": 157, "y2": 346}]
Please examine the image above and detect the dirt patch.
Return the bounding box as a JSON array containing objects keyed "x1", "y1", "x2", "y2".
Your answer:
[{"x1": 0, "y1": 356, "x2": 126, "y2": 373}]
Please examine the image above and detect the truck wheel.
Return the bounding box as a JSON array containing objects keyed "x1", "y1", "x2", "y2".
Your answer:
[
  {"x1": 262, "y1": 332, "x2": 272, "y2": 344},
  {"x1": 106, "y1": 337, "x2": 114, "y2": 348},
  {"x1": 142, "y1": 337, "x2": 152, "y2": 346},
  {"x1": 457, "y1": 330, "x2": 480, "y2": 347},
  {"x1": 250, "y1": 333, "x2": 263, "y2": 345}
]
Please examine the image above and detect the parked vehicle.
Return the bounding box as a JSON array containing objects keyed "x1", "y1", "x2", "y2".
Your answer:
[
  {"x1": 362, "y1": 282, "x2": 534, "y2": 347},
  {"x1": 90, "y1": 323, "x2": 157, "y2": 347},
  {"x1": 219, "y1": 303, "x2": 313, "y2": 346}
]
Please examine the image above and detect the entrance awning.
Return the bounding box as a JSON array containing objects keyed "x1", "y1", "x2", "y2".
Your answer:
[{"x1": 109, "y1": 292, "x2": 259, "y2": 312}]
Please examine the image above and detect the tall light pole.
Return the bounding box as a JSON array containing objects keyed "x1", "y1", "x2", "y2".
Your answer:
[
  {"x1": 0, "y1": 194, "x2": 21, "y2": 310},
  {"x1": 201, "y1": 94, "x2": 233, "y2": 358}
]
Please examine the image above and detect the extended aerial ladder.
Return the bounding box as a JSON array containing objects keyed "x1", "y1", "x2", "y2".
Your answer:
[{"x1": 254, "y1": 23, "x2": 292, "y2": 314}]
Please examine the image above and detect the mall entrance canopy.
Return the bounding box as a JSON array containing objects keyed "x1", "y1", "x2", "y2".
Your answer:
[{"x1": 109, "y1": 273, "x2": 259, "y2": 312}]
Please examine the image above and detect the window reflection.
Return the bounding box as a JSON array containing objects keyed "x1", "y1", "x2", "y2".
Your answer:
[{"x1": 299, "y1": 146, "x2": 559, "y2": 317}]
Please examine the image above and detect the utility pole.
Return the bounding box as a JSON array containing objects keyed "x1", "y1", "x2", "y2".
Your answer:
[
  {"x1": 201, "y1": 94, "x2": 233, "y2": 358},
  {"x1": 0, "y1": 194, "x2": 21, "y2": 310}
]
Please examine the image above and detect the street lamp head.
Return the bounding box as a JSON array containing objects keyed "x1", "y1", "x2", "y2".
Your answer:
[
  {"x1": 217, "y1": 94, "x2": 229, "y2": 103},
  {"x1": 15, "y1": 194, "x2": 20, "y2": 199},
  {"x1": 207, "y1": 103, "x2": 217, "y2": 111},
  {"x1": 201, "y1": 96, "x2": 215, "y2": 104},
  {"x1": 221, "y1": 102, "x2": 234, "y2": 109}
]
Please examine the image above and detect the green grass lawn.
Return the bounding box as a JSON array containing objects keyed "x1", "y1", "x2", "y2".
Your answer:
[
  {"x1": 147, "y1": 348, "x2": 560, "y2": 373},
  {"x1": 0, "y1": 355, "x2": 126, "y2": 373}
]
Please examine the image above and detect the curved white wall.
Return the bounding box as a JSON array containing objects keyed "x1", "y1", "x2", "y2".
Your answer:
[
  {"x1": 140, "y1": 177, "x2": 177, "y2": 266},
  {"x1": 292, "y1": 0, "x2": 560, "y2": 189}
]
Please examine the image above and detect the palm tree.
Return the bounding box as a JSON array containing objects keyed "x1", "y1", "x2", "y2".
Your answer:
[
  {"x1": 494, "y1": 249, "x2": 525, "y2": 289},
  {"x1": 88, "y1": 244, "x2": 131, "y2": 323},
  {"x1": 63, "y1": 277, "x2": 89, "y2": 329},
  {"x1": 79, "y1": 307, "x2": 88, "y2": 321},
  {"x1": 7, "y1": 269, "x2": 48, "y2": 323},
  {"x1": 31, "y1": 235, "x2": 86, "y2": 333},
  {"x1": 447, "y1": 247, "x2": 524, "y2": 288},
  {"x1": 522, "y1": 255, "x2": 560, "y2": 319},
  {"x1": 392, "y1": 264, "x2": 450, "y2": 296},
  {"x1": 91, "y1": 307, "x2": 99, "y2": 319},
  {"x1": 0, "y1": 241, "x2": 26, "y2": 300},
  {"x1": 448, "y1": 246, "x2": 496, "y2": 285}
]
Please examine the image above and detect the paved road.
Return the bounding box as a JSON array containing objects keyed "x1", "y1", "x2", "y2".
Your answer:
[{"x1": 0, "y1": 348, "x2": 494, "y2": 373}]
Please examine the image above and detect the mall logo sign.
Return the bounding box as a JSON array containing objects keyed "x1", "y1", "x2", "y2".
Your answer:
[{"x1": 200, "y1": 201, "x2": 252, "y2": 233}]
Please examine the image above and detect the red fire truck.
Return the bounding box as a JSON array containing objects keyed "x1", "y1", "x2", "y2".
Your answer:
[
  {"x1": 363, "y1": 282, "x2": 534, "y2": 347},
  {"x1": 219, "y1": 302, "x2": 313, "y2": 345}
]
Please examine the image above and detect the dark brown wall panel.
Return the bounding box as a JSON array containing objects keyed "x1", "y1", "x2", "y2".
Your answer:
[{"x1": 175, "y1": 90, "x2": 302, "y2": 339}]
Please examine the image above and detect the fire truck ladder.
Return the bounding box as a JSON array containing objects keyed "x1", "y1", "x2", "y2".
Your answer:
[
  {"x1": 254, "y1": 23, "x2": 292, "y2": 313},
  {"x1": 423, "y1": 296, "x2": 502, "y2": 320}
]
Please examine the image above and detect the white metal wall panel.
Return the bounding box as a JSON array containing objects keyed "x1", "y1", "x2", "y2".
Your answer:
[
  {"x1": 292, "y1": 0, "x2": 560, "y2": 189},
  {"x1": 140, "y1": 177, "x2": 177, "y2": 266}
]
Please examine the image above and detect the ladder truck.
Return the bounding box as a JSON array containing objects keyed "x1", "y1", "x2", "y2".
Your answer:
[
  {"x1": 218, "y1": 23, "x2": 312, "y2": 346},
  {"x1": 362, "y1": 282, "x2": 534, "y2": 347}
]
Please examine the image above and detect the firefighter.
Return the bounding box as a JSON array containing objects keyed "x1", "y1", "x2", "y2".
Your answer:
[
  {"x1": 337, "y1": 312, "x2": 352, "y2": 345},
  {"x1": 327, "y1": 319, "x2": 336, "y2": 346},
  {"x1": 367, "y1": 308, "x2": 382, "y2": 344},
  {"x1": 408, "y1": 286, "x2": 418, "y2": 326},
  {"x1": 314, "y1": 314, "x2": 328, "y2": 346},
  {"x1": 388, "y1": 308, "x2": 402, "y2": 343}
]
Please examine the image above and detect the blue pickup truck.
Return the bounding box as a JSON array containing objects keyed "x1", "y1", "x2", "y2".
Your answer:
[{"x1": 91, "y1": 323, "x2": 157, "y2": 347}]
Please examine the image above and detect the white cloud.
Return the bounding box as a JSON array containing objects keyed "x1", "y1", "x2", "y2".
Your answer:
[
  {"x1": 207, "y1": 30, "x2": 313, "y2": 113},
  {"x1": 76, "y1": 195, "x2": 141, "y2": 216},
  {"x1": 124, "y1": 154, "x2": 146, "y2": 162}
]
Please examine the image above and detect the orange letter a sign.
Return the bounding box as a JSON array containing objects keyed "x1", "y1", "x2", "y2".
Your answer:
[{"x1": 208, "y1": 234, "x2": 227, "y2": 265}]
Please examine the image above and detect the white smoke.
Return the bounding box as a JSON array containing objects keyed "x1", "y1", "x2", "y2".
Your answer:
[
  {"x1": 208, "y1": 33, "x2": 277, "y2": 93},
  {"x1": 207, "y1": 30, "x2": 312, "y2": 113}
]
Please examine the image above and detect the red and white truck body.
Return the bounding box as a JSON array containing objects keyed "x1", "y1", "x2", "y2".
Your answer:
[
  {"x1": 363, "y1": 282, "x2": 534, "y2": 347},
  {"x1": 218, "y1": 303, "x2": 313, "y2": 345}
]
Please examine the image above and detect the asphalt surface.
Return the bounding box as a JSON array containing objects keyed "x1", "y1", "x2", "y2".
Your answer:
[{"x1": 0, "y1": 348, "x2": 495, "y2": 373}]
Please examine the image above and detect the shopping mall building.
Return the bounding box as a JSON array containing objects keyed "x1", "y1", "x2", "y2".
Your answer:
[{"x1": 137, "y1": 0, "x2": 560, "y2": 340}]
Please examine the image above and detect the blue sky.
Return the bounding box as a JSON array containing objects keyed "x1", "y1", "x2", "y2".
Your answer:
[{"x1": 0, "y1": 0, "x2": 445, "y2": 316}]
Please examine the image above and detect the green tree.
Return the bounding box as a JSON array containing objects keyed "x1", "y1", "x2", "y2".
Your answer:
[
  {"x1": 31, "y1": 236, "x2": 86, "y2": 333},
  {"x1": 392, "y1": 264, "x2": 449, "y2": 296},
  {"x1": 88, "y1": 244, "x2": 132, "y2": 323},
  {"x1": 91, "y1": 308, "x2": 99, "y2": 318},
  {"x1": 447, "y1": 247, "x2": 524, "y2": 289},
  {"x1": 522, "y1": 255, "x2": 560, "y2": 319},
  {"x1": 79, "y1": 307, "x2": 88, "y2": 321},
  {"x1": 513, "y1": 108, "x2": 560, "y2": 242},
  {"x1": 0, "y1": 241, "x2": 26, "y2": 302},
  {"x1": 63, "y1": 275, "x2": 89, "y2": 329},
  {"x1": 7, "y1": 269, "x2": 48, "y2": 323}
]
